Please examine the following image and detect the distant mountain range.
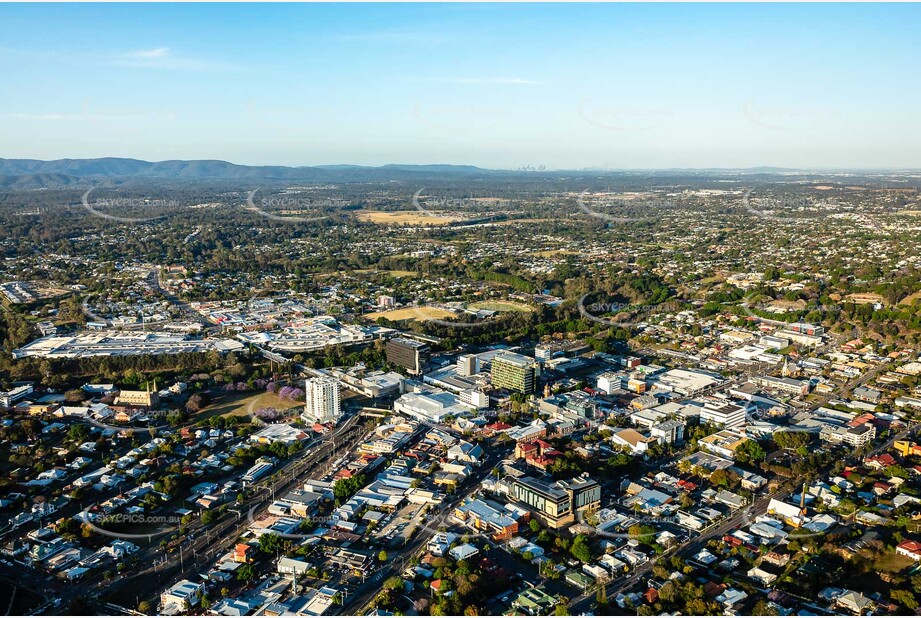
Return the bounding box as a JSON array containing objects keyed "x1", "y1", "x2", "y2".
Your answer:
[
  {"x1": 0, "y1": 157, "x2": 508, "y2": 188},
  {"x1": 0, "y1": 157, "x2": 914, "y2": 189}
]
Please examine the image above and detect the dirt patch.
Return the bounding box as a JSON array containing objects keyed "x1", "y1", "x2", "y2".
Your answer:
[
  {"x1": 364, "y1": 306, "x2": 456, "y2": 322},
  {"x1": 355, "y1": 211, "x2": 461, "y2": 226}
]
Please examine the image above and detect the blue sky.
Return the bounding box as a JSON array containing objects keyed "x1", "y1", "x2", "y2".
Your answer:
[{"x1": 1, "y1": 3, "x2": 919, "y2": 169}]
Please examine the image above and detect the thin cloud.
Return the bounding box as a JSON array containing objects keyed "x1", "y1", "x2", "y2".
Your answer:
[
  {"x1": 332, "y1": 31, "x2": 453, "y2": 45},
  {"x1": 126, "y1": 47, "x2": 171, "y2": 59},
  {"x1": 115, "y1": 47, "x2": 243, "y2": 72},
  {"x1": 442, "y1": 77, "x2": 543, "y2": 85},
  {"x1": 8, "y1": 111, "x2": 175, "y2": 122}
]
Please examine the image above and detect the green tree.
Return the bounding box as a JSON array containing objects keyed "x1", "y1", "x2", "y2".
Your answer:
[
  {"x1": 570, "y1": 534, "x2": 592, "y2": 563},
  {"x1": 237, "y1": 563, "x2": 256, "y2": 582},
  {"x1": 891, "y1": 590, "x2": 917, "y2": 610},
  {"x1": 258, "y1": 533, "x2": 282, "y2": 555}
]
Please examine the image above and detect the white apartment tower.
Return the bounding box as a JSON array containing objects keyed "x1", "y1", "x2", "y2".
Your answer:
[{"x1": 303, "y1": 376, "x2": 341, "y2": 423}]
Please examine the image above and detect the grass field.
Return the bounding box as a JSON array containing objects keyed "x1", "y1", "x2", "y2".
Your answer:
[
  {"x1": 355, "y1": 210, "x2": 462, "y2": 225},
  {"x1": 469, "y1": 300, "x2": 533, "y2": 312},
  {"x1": 872, "y1": 551, "x2": 916, "y2": 574},
  {"x1": 364, "y1": 306, "x2": 456, "y2": 322},
  {"x1": 197, "y1": 390, "x2": 301, "y2": 421},
  {"x1": 846, "y1": 292, "x2": 885, "y2": 305},
  {"x1": 353, "y1": 269, "x2": 417, "y2": 277},
  {"x1": 900, "y1": 290, "x2": 921, "y2": 306}
]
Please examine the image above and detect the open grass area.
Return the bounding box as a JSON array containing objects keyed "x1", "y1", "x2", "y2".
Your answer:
[
  {"x1": 469, "y1": 300, "x2": 533, "y2": 313},
  {"x1": 196, "y1": 390, "x2": 301, "y2": 421},
  {"x1": 355, "y1": 210, "x2": 462, "y2": 226},
  {"x1": 364, "y1": 306, "x2": 456, "y2": 322},
  {"x1": 872, "y1": 551, "x2": 916, "y2": 574},
  {"x1": 353, "y1": 269, "x2": 418, "y2": 278},
  {"x1": 900, "y1": 290, "x2": 921, "y2": 306}
]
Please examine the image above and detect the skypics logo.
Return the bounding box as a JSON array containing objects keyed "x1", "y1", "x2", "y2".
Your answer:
[
  {"x1": 411, "y1": 188, "x2": 457, "y2": 221},
  {"x1": 575, "y1": 190, "x2": 671, "y2": 224},
  {"x1": 411, "y1": 188, "x2": 510, "y2": 221},
  {"x1": 574, "y1": 511, "x2": 684, "y2": 542},
  {"x1": 79, "y1": 509, "x2": 181, "y2": 540},
  {"x1": 742, "y1": 101, "x2": 825, "y2": 132},
  {"x1": 577, "y1": 99, "x2": 675, "y2": 132},
  {"x1": 81, "y1": 188, "x2": 175, "y2": 223},
  {"x1": 738, "y1": 290, "x2": 844, "y2": 328},
  {"x1": 401, "y1": 189, "x2": 513, "y2": 330},
  {"x1": 245, "y1": 189, "x2": 339, "y2": 223},
  {"x1": 737, "y1": 498, "x2": 830, "y2": 542},
  {"x1": 82, "y1": 411, "x2": 170, "y2": 436},
  {"x1": 412, "y1": 104, "x2": 509, "y2": 132},
  {"x1": 578, "y1": 292, "x2": 683, "y2": 330},
  {"x1": 742, "y1": 188, "x2": 882, "y2": 232}
]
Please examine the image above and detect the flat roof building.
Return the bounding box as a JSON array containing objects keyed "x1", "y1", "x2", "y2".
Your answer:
[
  {"x1": 386, "y1": 338, "x2": 430, "y2": 375},
  {"x1": 491, "y1": 352, "x2": 538, "y2": 394},
  {"x1": 303, "y1": 376, "x2": 341, "y2": 423}
]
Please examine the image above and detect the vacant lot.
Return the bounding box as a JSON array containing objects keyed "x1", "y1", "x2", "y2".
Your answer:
[
  {"x1": 355, "y1": 210, "x2": 461, "y2": 225},
  {"x1": 197, "y1": 390, "x2": 301, "y2": 421},
  {"x1": 353, "y1": 269, "x2": 417, "y2": 278},
  {"x1": 469, "y1": 300, "x2": 533, "y2": 313},
  {"x1": 364, "y1": 306, "x2": 456, "y2": 322},
  {"x1": 872, "y1": 551, "x2": 916, "y2": 574},
  {"x1": 846, "y1": 292, "x2": 885, "y2": 305},
  {"x1": 900, "y1": 290, "x2": 921, "y2": 306}
]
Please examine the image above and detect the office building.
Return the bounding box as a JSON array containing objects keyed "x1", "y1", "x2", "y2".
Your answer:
[
  {"x1": 386, "y1": 338, "x2": 430, "y2": 375},
  {"x1": 491, "y1": 352, "x2": 538, "y2": 394},
  {"x1": 0, "y1": 384, "x2": 33, "y2": 408},
  {"x1": 681, "y1": 397, "x2": 748, "y2": 429},
  {"x1": 509, "y1": 474, "x2": 600, "y2": 529}
]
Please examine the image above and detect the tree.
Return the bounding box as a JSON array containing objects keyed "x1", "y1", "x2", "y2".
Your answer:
[
  {"x1": 333, "y1": 474, "x2": 367, "y2": 504},
  {"x1": 185, "y1": 392, "x2": 211, "y2": 414},
  {"x1": 378, "y1": 550, "x2": 388, "y2": 562},
  {"x1": 752, "y1": 599, "x2": 778, "y2": 615},
  {"x1": 68, "y1": 423, "x2": 90, "y2": 442},
  {"x1": 659, "y1": 581, "x2": 677, "y2": 603},
  {"x1": 736, "y1": 439, "x2": 766, "y2": 464},
  {"x1": 137, "y1": 601, "x2": 152, "y2": 614},
  {"x1": 596, "y1": 580, "x2": 608, "y2": 607},
  {"x1": 773, "y1": 430, "x2": 810, "y2": 450},
  {"x1": 570, "y1": 534, "x2": 592, "y2": 563},
  {"x1": 237, "y1": 563, "x2": 256, "y2": 582},
  {"x1": 891, "y1": 589, "x2": 917, "y2": 610},
  {"x1": 64, "y1": 388, "x2": 86, "y2": 403},
  {"x1": 627, "y1": 524, "x2": 656, "y2": 544},
  {"x1": 258, "y1": 533, "x2": 282, "y2": 555},
  {"x1": 529, "y1": 519, "x2": 541, "y2": 533}
]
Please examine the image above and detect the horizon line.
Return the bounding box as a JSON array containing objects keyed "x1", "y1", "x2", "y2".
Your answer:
[{"x1": 2, "y1": 155, "x2": 921, "y2": 174}]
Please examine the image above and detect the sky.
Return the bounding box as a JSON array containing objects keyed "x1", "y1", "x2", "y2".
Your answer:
[{"x1": 1, "y1": 3, "x2": 920, "y2": 170}]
